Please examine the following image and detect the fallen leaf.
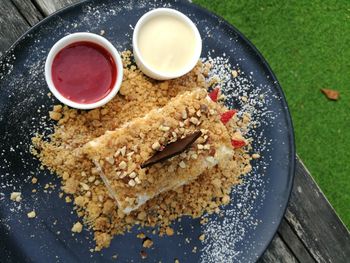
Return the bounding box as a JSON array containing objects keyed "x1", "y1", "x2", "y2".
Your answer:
[{"x1": 321, "y1": 88, "x2": 339, "y2": 101}]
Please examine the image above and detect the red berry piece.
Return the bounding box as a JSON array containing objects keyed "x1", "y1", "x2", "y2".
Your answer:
[
  {"x1": 220, "y1": 110, "x2": 237, "y2": 124},
  {"x1": 231, "y1": 139, "x2": 246, "y2": 149},
  {"x1": 208, "y1": 87, "x2": 220, "y2": 102}
]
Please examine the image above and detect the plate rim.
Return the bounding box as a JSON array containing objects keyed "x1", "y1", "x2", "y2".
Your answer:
[{"x1": 0, "y1": 0, "x2": 296, "y2": 261}]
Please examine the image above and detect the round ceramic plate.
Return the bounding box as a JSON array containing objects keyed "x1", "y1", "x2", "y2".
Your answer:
[{"x1": 0, "y1": 0, "x2": 295, "y2": 262}]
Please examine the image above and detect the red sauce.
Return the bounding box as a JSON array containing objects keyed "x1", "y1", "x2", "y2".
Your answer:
[{"x1": 52, "y1": 41, "x2": 117, "y2": 104}]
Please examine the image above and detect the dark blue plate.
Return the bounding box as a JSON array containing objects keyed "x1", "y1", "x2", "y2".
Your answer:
[{"x1": 0, "y1": 0, "x2": 295, "y2": 262}]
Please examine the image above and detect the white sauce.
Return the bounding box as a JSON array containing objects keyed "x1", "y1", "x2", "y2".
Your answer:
[{"x1": 137, "y1": 15, "x2": 197, "y2": 74}]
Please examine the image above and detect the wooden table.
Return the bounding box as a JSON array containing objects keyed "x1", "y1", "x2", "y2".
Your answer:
[{"x1": 0, "y1": 1, "x2": 349, "y2": 262}]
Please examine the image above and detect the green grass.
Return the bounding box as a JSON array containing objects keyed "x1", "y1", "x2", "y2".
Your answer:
[{"x1": 194, "y1": 0, "x2": 350, "y2": 228}]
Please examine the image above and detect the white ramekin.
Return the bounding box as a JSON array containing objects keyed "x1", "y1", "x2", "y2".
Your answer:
[
  {"x1": 133, "y1": 8, "x2": 202, "y2": 80},
  {"x1": 45, "y1": 32, "x2": 123, "y2": 110}
]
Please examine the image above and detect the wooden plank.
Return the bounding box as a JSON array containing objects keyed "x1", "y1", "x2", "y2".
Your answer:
[
  {"x1": 284, "y1": 157, "x2": 350, "y2": 262},
  {"x1": 0, "y1": 0, "x2": 29, "y2": 55},
  {"x1": 33, "y1": 0, "x2": 82, "y2": 16},
  {"x1": 278, "y1": 218, "x2": 315, "y2": 263},
  {"x1": 259, "y1": 234, "x2": 298, "y2": 263},
  {"x1": 11, "y1": 0, "x2": 43, "y2": 26}
]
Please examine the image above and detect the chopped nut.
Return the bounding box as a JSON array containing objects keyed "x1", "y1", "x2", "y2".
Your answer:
[
  {"x1": 27, "y1": 210, "x2": 36, "y2": 218},
  {"x1": 120, "y1": 146, "x2": 127, "y2": 156},
  {"x1": 152, "y1": 141, "x2": 161, "y2": 150},
  {"x1": 197, "y1": 144, "x2": 204, "y2": 150},
  {"x1": 159, "y1": 125, "x2": 170, "y2": 131},
  {"x1": 199, "y1": 234, "x2": 205, "y2": 241},
  {"x1": 135, "y1": 177, "x2": 141, "y2": 184},
  {"x1": 179, "y1": 161, "x2": 186, "y2": 168},
  {"x1": 31, "y1": 177, "x2": 38, "y2": 184},
  {"x1": 94, "y1": 179, "x2": 101, "y2": 186},
  {"x1": 105, "y1": 156, "x2": 115, "y2": 165},
  {"x1": 80, "y1": 182, "x2": 90, "y2": 191},
  {"x1": 88, "y1": 176, "x2": 96, "y2": 183},
  {"x1": 200, "y1": 129, "x2": 208, "y2": 134},
  {"x1": 128, "y1": 179, "x2": 136, "y2": 187},
  {"x1": 71, "y1": 222, "x2": 83, "y2": 233},
  {"x1": 190, "y1": 117, "x2": 199, "y2": 125},
  {"x1": 129, "y1": 172, "x2": 137, "y2": 178},
  {"x1": 119, "y1": 161, "x2": 127, "y2": 170},
  {"x1": 179, "y1": 121, "x2": 184, "y2": 127},
  {"x1": 181, "y1": 110, "x2": 187, "y2": 119},
  {"x1": 10, "y1": 192, "x2": 22, "y2": 202},
  {"x1": 241, "y1": 96, "x2": 248, "y2": 102},
  {"x1": 191, "y1": 153, "x2": 198, "y2": 160},
  {"x1": 203, "y1": 144, "x2": 211, "y2": 150},
  {"x1": 196, "y1": 110, "x2": 201, "y2": 118}
]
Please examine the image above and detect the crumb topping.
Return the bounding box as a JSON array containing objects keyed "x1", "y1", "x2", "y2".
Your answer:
[{"x1": 31, "y1": 51, "x2": 252, "y2": 251}]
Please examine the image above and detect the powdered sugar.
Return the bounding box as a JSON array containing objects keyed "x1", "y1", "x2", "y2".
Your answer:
[{"x1": 198, "y1": 54, "x2": 276, "y2": 262}]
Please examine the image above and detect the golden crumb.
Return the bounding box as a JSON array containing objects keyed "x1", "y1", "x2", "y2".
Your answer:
[
  {"x1": 231, "y1": 70, "x2": 238, "y2": 78},
  {"x1": 142, "y1": 238, "x2": 153, "y2": 248},
  {"x1": 10, "y1": 192, "x2": 22, "y2": 202},
  {"x1": 165, "y1": 227, "x2": 174, "y2": 236},
  {"x1": 252, "y1": 153, "x2": 260, "y2": 159},
  {"x1": 71, "y1": 222, "x2": 83, "y2": 233},
  {"x1": 49, "y1": 111, "x2": 62, "y2": 121},
  {"x1": 27, "y1": 210, "x2": 36, "y2": 218},
  {"x1": 198, "y1": 234, "x2": 205, "y2": 241},
  {"x1": 137, "y1": 233, "x2": 146, "y2": 239}
]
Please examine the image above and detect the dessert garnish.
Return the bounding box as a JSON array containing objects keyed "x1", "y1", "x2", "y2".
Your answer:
[{"x1": 141, "y1": 130, "x2": 202, "y2": 168}]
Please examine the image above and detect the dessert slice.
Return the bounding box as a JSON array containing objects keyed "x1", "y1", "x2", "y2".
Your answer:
[{"x1": 83, "y1": 89, "x2": 234, "y2": 214}]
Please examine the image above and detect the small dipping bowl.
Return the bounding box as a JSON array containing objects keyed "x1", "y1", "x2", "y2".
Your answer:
[
  {"x1": 45, "y1": 32, "x2": 123, "y2": 110},
  {"x1": 133, "y1": 8, "x2": 202, "y2": 80}
]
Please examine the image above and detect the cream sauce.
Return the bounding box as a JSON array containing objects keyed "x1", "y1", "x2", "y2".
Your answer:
[{"x1": 138, "y1": 15, "x2": 197, "y2": 74}]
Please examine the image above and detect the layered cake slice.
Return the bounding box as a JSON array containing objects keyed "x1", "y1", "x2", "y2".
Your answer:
[{"x1": 83, "y1": 89, "x2": 235, "y2": 214}]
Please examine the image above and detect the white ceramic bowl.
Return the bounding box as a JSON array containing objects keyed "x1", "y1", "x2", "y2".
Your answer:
[
  {"x1": 133, "y1": 8, "x2": 202, "y2": 80},
  {"x1": 45, "y1": 32, "x2": 123, "y2": 110}
]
